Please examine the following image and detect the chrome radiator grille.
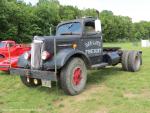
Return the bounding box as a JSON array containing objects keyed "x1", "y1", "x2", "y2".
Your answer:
[{"x1": 31, "y1": 40, "x2": 43, "y2": 69}]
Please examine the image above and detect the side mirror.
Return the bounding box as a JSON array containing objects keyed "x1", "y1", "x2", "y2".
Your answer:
[{"x1": 95, "y1": 19, "x2": 102, "y2": 32}]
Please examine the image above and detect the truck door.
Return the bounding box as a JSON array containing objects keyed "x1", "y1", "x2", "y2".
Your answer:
[{"x1": 81, "y1": 20, "x2": 103, "y2": 65}]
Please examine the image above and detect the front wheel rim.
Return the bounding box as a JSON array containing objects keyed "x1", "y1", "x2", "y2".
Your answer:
[{"x1": 73, "y1": 67, "x2": 82, "y2": 86}]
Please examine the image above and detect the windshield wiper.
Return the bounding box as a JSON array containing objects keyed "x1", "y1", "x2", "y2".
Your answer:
[
  {"x1": 68, "y1": 23, "x2": 73, "y2": 29},
  {"x1": 60, "y1": 32, "x2": 80, "y2": 35}
]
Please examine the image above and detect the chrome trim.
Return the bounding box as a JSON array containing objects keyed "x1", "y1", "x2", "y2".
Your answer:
[
  {"x1": 34, "y1": 40, "x2": 43, "y2": 43},
  {"x1": 57, "y1": 44, "x2": 72, "y2": 47},
  {"x1": 31, "y1": 40, "x2": 43, "y2": 69}
]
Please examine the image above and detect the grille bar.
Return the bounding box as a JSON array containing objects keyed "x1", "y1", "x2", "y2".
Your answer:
[{"x1": 31, "y1": 40, "x2": 43, "y2": 69}]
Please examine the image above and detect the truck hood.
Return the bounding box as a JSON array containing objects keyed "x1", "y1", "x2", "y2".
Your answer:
[
  {"x1": 0, "y1": 56, "x2": 19, "y2": 71},
  {"x1": 0, "y1": 48, "x2": 7, "y2": 52},
  {"x1": 34, "y1": 35, "x2": 81, "y2": 41},
  {"x1": 33, "y1": 35, "x2": 81, "y2": 53},
  {"x1": 0, "y1": 48, "x2": 8, "y2": 57}
]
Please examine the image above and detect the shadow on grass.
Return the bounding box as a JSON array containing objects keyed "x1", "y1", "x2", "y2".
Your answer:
[
  {"x1": 87, "y1": 66, "x2": 124, "y2": 85},
  {"x1": 0, "y1": 67, "x2": 127, "y2": 96},
  {"x1": 36, "y1": 66, "x2": 125, "y2": 95},
  {"x1": 0, "y1": 71, "x2": 10, "y2": 76}
]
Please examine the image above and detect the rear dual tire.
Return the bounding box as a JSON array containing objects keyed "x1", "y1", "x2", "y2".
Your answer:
[
  {"x1": 121, "y1": 51, "x2": 130, "y2": 71},
  {"x1": 121, "y1": 51, "x2": 142, "y2": 72}
]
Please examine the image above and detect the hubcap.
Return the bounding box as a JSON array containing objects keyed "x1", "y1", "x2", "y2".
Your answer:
[{"x1": 73, "y1": 67, "x2": 82, "y2": 85}]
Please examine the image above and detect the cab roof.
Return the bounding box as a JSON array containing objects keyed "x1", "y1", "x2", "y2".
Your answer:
[
  {"x1": 57, "y1": 17, "x2": 96, "y2": 28},
  {"x1": 1, "y1": 40, "x2": 15, "y2": 43}
]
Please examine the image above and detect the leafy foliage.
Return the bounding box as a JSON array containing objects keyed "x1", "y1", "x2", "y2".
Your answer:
[{"x1": 0, "y1": 0, "x2": 150, "y2": 43}]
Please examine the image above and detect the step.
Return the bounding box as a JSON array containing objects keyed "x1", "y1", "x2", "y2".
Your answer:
[{"x1": 91, "y1": 62, "x2": 108, "y2": 68}]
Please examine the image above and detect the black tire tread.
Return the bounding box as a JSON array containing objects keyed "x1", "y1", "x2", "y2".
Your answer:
[
  {"x1": 121, "y1": 51, "x2": 130, "y2": 71},
  {"x1": 60, "y1": 57, "x2": 87, "y2": 96},
  {"x1": 128, "y1": 51, "x2": 141, "y2": 72}
]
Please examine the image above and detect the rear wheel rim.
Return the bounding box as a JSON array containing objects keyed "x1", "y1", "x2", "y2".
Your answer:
[{"x1": 73, "y1": 67, "x2": 82, "y2": 86}]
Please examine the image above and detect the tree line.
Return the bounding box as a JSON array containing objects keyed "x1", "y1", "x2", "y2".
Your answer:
[{"x1": 0, "y1": 0, "x2": 150, "y2": 43}]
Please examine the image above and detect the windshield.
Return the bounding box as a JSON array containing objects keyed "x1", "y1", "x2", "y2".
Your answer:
[
  {"x1": 0, "y1": 42, "x2": 5, "y2": 48},
  {"x1": 56, "y1": 22, "x2": 81, "y2": 35}
]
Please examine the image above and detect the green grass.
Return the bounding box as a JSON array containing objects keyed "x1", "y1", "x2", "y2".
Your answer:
[{"x1": 0, "y1": 42, "x2": 150, "y2": 113}]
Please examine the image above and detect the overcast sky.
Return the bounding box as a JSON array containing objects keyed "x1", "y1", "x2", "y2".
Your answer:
[{"x1": 24, "y1": 0, "x2": 150, "y2": 22}]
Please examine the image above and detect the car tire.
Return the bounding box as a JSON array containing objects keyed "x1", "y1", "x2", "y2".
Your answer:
[
  {"x1": 20, "y1": 76, "x2": 41, "y2": 87},
  {"x1": 60, "y1": 58, "x2": 87, "y2": 96},
  {"x1": 121, "y1": 51, "x2": 130, "y2": 71},
  {"x1": 128, "y1": 51, "x2": 142, "y2": 72},
  {"x1": 0, "y1": 54, "x2": 4, "y2": 58}
]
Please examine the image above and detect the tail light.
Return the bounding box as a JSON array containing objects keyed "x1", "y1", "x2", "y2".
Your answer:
[
  {"x1": 24, "y1": 52, "x2": 31, "y2": 60},
  {"x1": 41, "y1": 51, "x2": 51, "y2": 60}
]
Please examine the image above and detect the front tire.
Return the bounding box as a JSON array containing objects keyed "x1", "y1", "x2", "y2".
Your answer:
[
  {"x1": 0, "y1": 54, "x2": 4, "y2": 58},
  {"x1": 60, "y1": 58, "x2": 87, "y2": 96},
  {"x1": 20, "y1": 76, "x2": 41, "y2": 87}
]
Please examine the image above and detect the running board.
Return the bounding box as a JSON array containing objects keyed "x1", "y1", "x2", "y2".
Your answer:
[{"x1": 91, "y1": 63, "x2": 108, "y2": 68}]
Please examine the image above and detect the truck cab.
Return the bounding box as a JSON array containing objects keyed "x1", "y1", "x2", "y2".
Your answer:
[
  {"x1": 0, "y1": 40, "x2": 31, "y2": 71},
  {"x1": 29, "y1": 17, "x2": 103, "y2": 70},
  {"x1": 56, "y1": 17, "x2": 103, "y2": 65},
  {"x1": 10, "y1": 17, "x2": 142, "y2": 96},
  {"x1": 0, "y1": 40, "x2": 16, "y2": 58},
  {"x1": 0, "y1": 40, "x2": 30, "y2": 59},
  {"x1": 0, "y1": 40, "x2": 16, "y2": 49},
  {"x1": 56, "y1": 18, "x2": 103, "y2": 64}
]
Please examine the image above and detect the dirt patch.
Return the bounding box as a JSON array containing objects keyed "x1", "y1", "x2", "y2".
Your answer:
[
  {"x1": 123, "y1": 89, "x2": 150, "y2": 99},
  {"x1": 123, "y1": 92, "x2": 138, "y2": 98},
  {"x1": 0, "y1": 101, "x2": 4, "y2": 105},
  {"x1": 53, "y1": 84, "x2": 109, "y2": 113},
  {"x1": 95, "y1": 107, "x2": 109, "y2": 113},
  {"x1": 71, "y1": 84, "x2": 108, "y2": 102}
]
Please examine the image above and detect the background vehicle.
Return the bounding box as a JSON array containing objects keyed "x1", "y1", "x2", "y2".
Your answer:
[
  {"x1": 10, "y1": 16, "x2": 142, "y2": 95},
  {"x1": 0, "y1": 40, "x2": 30, "y2": 71}
]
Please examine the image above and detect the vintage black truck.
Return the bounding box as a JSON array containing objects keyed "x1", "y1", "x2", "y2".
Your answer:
[{"x1": 10, "y1": 16, "x2": 142, "y2": 95}]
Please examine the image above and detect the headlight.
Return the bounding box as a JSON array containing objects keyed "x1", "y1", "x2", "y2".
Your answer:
[
  {"x1": 24, "y1": 52, "x2": 31, "y2": 60},
  {"x1": 41, "y1": 51, "x2": 51, "y2": 60}
]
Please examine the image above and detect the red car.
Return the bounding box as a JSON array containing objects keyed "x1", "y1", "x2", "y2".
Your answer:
[{"x1": 0, "y1": 40, "x2": 30, "y2": 71}]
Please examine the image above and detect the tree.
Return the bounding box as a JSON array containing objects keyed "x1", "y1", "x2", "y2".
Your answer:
[
  {"x1": 133, "y1": 21, "x2": 150, "y2": 40},
  {"x1": 34, "y1": 0, "x2": 60, "y2": 35},
  {"x1": 59, "y1": 5, "x2": 81, "y2": 21},
  {"x1": 0, "y1": 0, "x2": 149, "y2": 43}
]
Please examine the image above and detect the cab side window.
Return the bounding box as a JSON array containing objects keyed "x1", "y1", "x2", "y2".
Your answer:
[
  {"x1": 85, "y1": 21, "x2": 95, "y2": 33},
  {"x1": 6, "y1": 43, "x2": 15, "y2": 48},
  {"x1": 9, "y1": 43, "x2": 15, "y2": 47}
]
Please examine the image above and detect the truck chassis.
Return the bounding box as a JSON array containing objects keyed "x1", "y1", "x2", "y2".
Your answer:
[{"x1": 10, "y1": 17, "x2": 142, "y2": 95}]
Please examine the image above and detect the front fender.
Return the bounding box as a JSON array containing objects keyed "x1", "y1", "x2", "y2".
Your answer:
[
  {"x1": 18, "y1": 53, "x2": 30, "y2": 68},
  {"x1": 0, "y1": 52, "x2": 7, "y2": 58},
  {"x1": 43, "y1": 49, "x2": 91, "y2": 70}
]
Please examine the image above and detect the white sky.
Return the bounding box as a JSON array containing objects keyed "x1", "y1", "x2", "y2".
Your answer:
[{"x1": 24, "y1": 0, "x2": 150, "y2": 22}]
